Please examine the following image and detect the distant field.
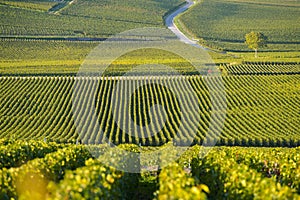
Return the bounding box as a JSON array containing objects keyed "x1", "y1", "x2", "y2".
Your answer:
[
  {"x1": 0, "y1": 39, "x2": 214, "y2": 75},
  {"x1": 0, "y1": 0, "x2": 184, "y2": 37},
  {"x1": 224, "y1": 0, "x2": 300, "y2": 7},
  {"x1": 0, "y1": 0, "x2": 58, "y2": 11},
  {"x1": 0, "y1": 75, "x2": 299, "y2": 146},
  {"x1": 222, "y1": 61, "x2": 300, "y2": 75},
  {"x1": 1, "y1": 39, "x2": 299, "y2": 75},
  {"x1": 60, "y1": 0, "x2": 184, "y2": 26},
  {"x1": 0, "y1": 40, "x2": 97, "y2": 74},
  {"x1": 177, "y1": 0, "x2": 300, "y2": 51}
]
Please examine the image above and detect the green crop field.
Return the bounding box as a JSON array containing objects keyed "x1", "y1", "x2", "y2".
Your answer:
[
  {"x1": 177, "y1": 0, "x2": 300, "y2": 51},
  {"x1": 221, "y1": 61, "x2": 300, "y2": 75},
  {"x1": 1, "y1": 0, "x2": 299, "y2": 199},
  {"x1": 0, "y1": 40, "x2": 210, "y2": 75},
  {"x1": 0, "y1": 141, "x2": 299, "y2": 199},
  {"x1": 0, "y1": 75, "x2": 299, "y2": 146},
  {"x1": 0, "y1": 39, "x2": 97, "y2": 75},
  {"x1": 0, "y1": 0, "x2": 58, "y2": 11},
  {"x1": 0, "y1": 0, "x2": 184, "y2": 37}
]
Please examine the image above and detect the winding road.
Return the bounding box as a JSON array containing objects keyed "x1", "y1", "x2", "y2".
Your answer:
[
  {"x1": 165, "y1": 0, "x2": 207, "y2": 50},
  {"x1": 0, "y1": 0, "x2": 209, "y2": 47}
]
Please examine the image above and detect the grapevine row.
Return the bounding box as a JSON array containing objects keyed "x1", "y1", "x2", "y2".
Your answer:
[
  {"x1": 0, "y1": 141, "x2": 299, "y2": 199},
  {"x1": 0, "y1": 145, "x2": 92, "y2": 199},
  {"x1": 222, "y1": 62, "x2": 300, "y2": 75},
  {"x1": 0, "y1": 75, "x2": 299, "y2": 146},
  {"x1": 191, "y1": 147, "x2": 300, "y2": 199}
]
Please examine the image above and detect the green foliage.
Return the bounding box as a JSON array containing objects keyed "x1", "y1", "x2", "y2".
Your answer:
[
  {"x1": 60, "y1": 0, "x2": 184, "y2": 27},
  {"x1": 177, "y1": 0, "x2": 300, "y2": 51},
  {"x1": 0, "y1": 75, "x2": 299, "y2": 146},
  {"x1": 1, "y1": 40, "x2": 297, "y2": 76},
  {"x1": 0, "y1": 168, "x2": 14, "y2": 200},
  {"x1": 191, "y1": 147, "x2": 300, "y2": 199},
  {"x1": 0, "y1": 140, "x2": 61, "y2": 169},
  {"x1": 245, "y1": 32, "x2": 268, "y2": 57},
  {"x1": 0, "y1": 40, "x2": 203, "y2": 75},
  {"x1": 245, "y1": 32, "x2": 267, "y2": 51},
  {"x1": 0, "y1": 0, "x2": 58, "y2": 11},
  {"x1": 220, "y1": 147, "x2": 300, "y2": 193},
  {"x1": 0, "y1": 145, "x2": 92, "y2": 199},
  {"x1": 48, "y1": 159, "x2": 131, "y2": 200},
  {"x1": 154, "y1": 163, "x2": 209, "y2": 200},
  {"x1": 0, "y1": 138, "x2": 15, "y2": 146},
  {"x1": 0, "y1": 0, "x2": 184, "y2": 37},
  {"x1": 0, "y1": 39, "x2": 97, "y2": 75},
  {"x1": 222, "y1": 61, "x2": 300, "y2": 75},
  {"x1": 0, "y1": 142, "x2": 300, "y2": 199},
  {"x1": 97, "y1": 144, "x2": 141, "y2": 174}
]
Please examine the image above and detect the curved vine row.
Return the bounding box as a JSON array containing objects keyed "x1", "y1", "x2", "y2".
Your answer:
[{"x1": 0, "y1": 75, "x2": 299, "y2": 146}]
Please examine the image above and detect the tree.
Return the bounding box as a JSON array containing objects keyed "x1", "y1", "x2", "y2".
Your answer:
[{"x1": 245, "y1": 32, "x2": 267, "y2": 58}]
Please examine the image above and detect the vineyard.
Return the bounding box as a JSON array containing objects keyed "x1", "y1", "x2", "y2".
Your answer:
[
  {"x1": 0, "y1": 75, "x2": 299, "y2": 146},
  {"x1": 176, "y1": 0, "x2": 300, "y2": 51},
  {"x1": 0, "y1": 40, "x2": 299, "y2": 75},
  {"x1": 0, "y1": 41, "x2": 206, "y2": 75},
  {"x1": 0, "y1": 0, "x2": 59, "y2": 11},
  {"x1": 222, "y1": 62, "x2": 300, "y2": 75},
  {"x1": 191, "y1": 146, "x2": 300, "y2": 199},
  {"x1": 0, "y1": 140, "x2": 299, "y2": 199},
  {"x1": 1, "y1": 0, "x2": 299, "y2": 199},
  {"x1": 0, "y1": 0, "x2": 184, "y2": 37},
  {"x1": 0, "y1": 39, "x2": 97, "y2": 75}
]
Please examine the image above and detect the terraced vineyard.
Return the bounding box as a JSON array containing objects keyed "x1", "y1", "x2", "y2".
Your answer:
[
  {"x1": 0, "y1": 140, "x2": 299, "y2": 199},
  {"x1": 222, "y1": 62, "x2": 300, "y2": 75},
  {"x1": 1, "y1": 75, "x2": 299, "y2": 146}
]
